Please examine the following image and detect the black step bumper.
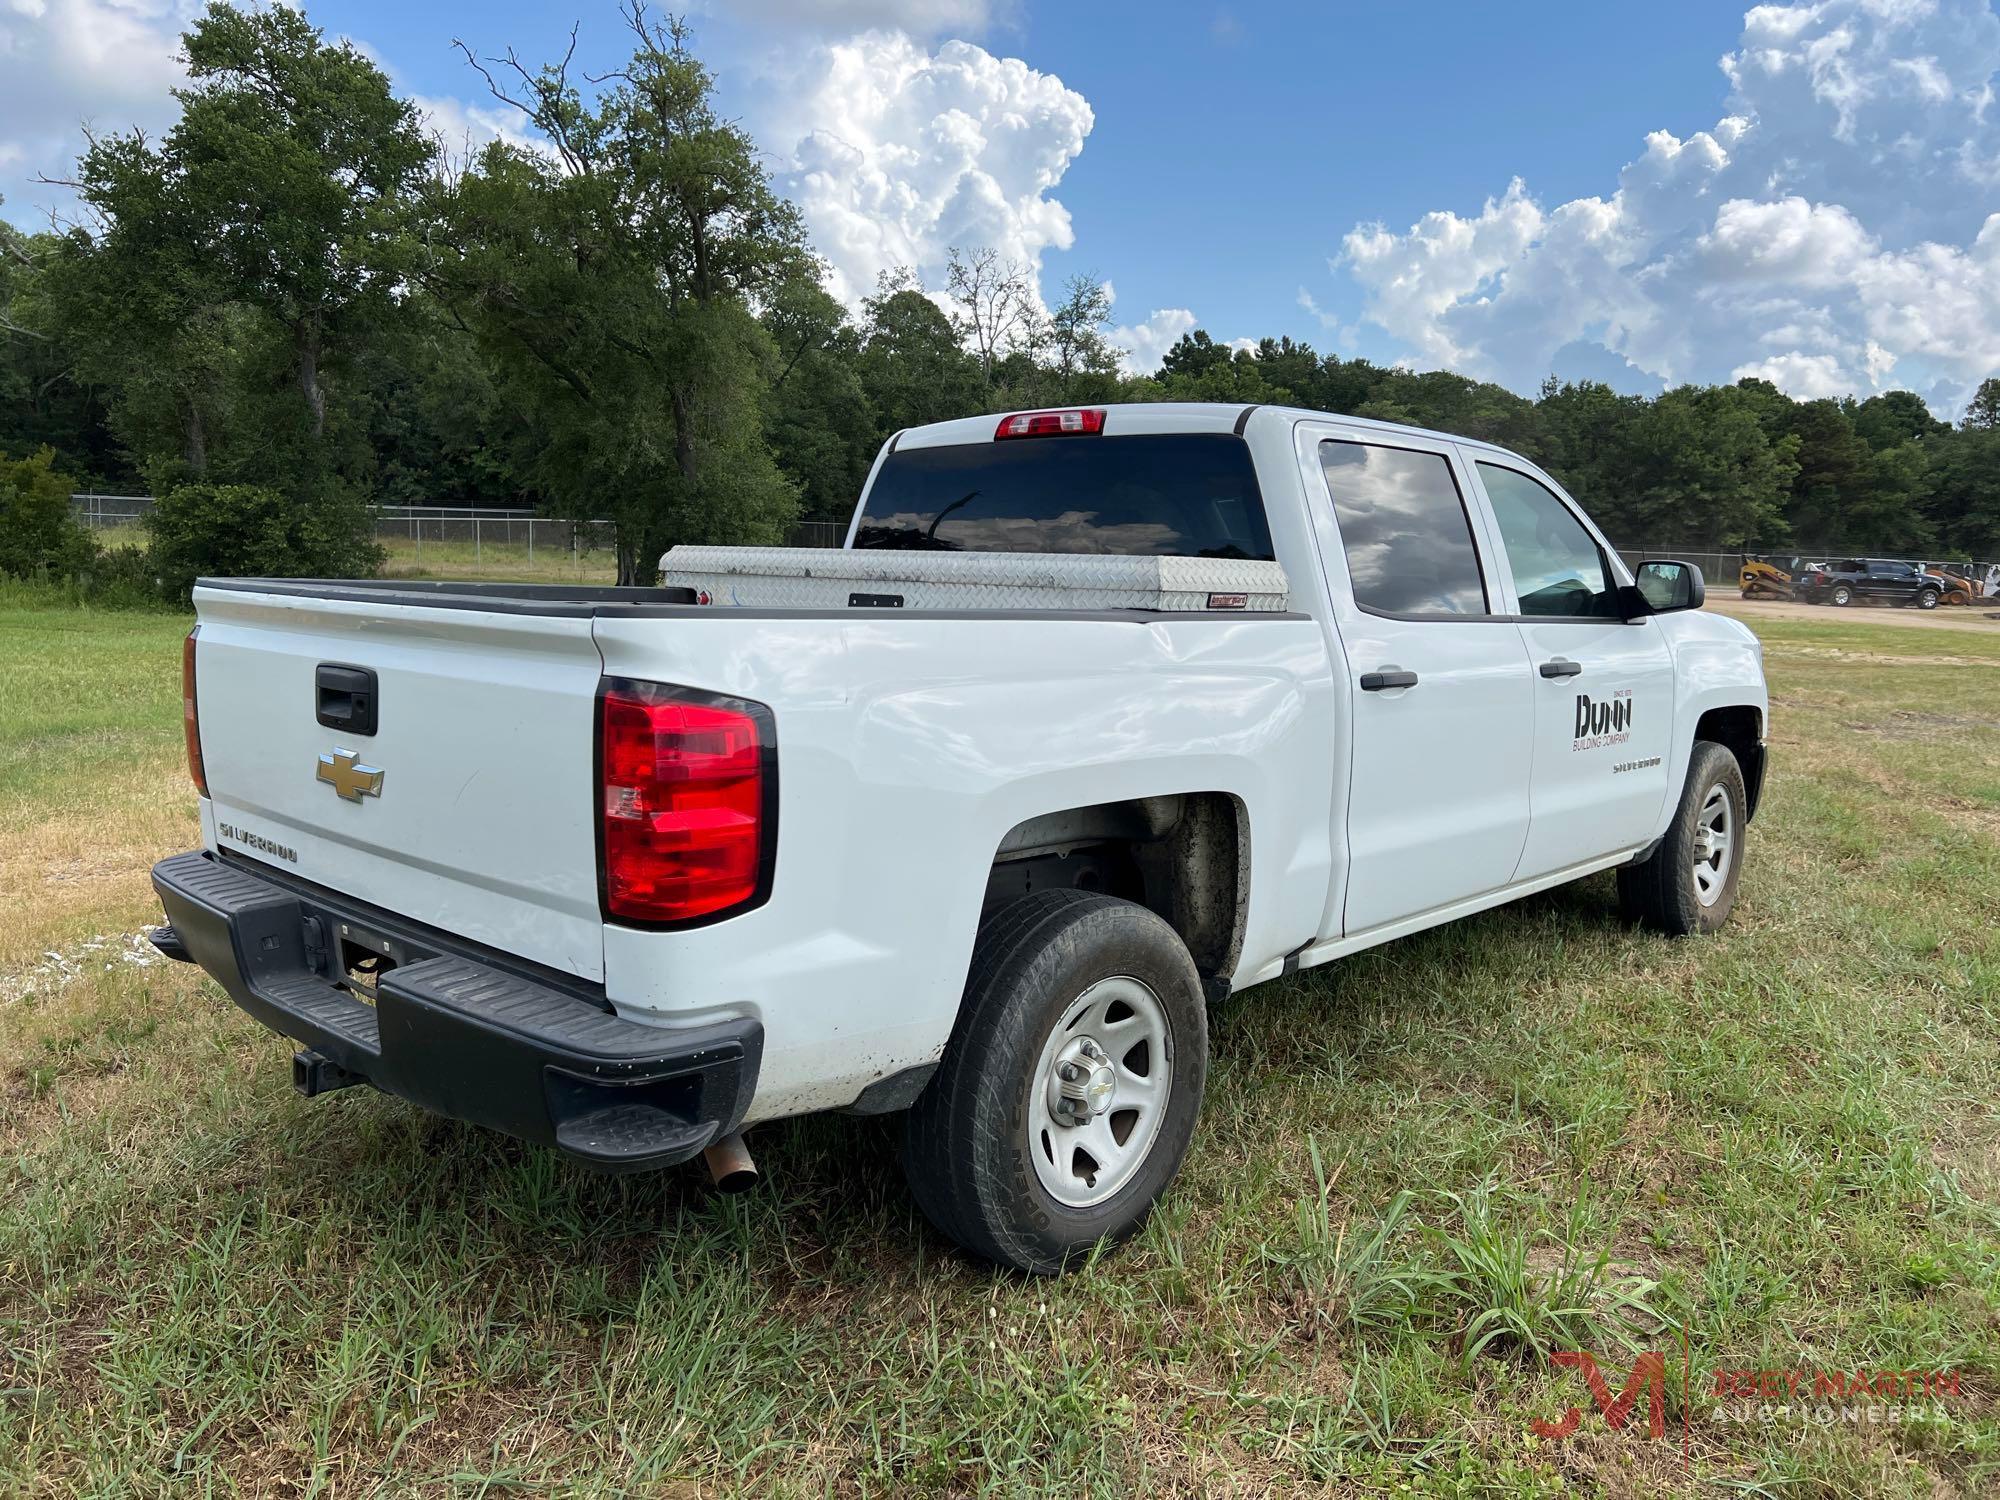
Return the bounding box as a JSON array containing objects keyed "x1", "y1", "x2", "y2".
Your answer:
[{"x1": 150, "y1": 850, "x2": 759, "y2": 1172}]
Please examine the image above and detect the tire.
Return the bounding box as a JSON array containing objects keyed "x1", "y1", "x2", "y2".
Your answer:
[
  {"x1": 1617, "y1": 741, "x2": 1747, "y2": 936},
  {"x1": 1916, "y1": 588, "x2": 1939, "y2": 610},
  {"x1": 1831, "y1": 584, "x2": 1853, "y2": 606},
  {"x1": 902, "y1": 889, "x2": 1208, "y2": 1275}
]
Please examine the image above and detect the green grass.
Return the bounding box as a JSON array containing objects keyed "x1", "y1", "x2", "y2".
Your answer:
[
  {"x1": 377, "y1": 533, "x2": 618, "y2": 585},
  {"x1": 1, "y1": 599, "x2": 1996, "y2": 1495}
]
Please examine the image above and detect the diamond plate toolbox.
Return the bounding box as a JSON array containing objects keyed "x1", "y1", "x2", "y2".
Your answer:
[{"x1": 660, "y1": 547, "x2": 1290, "y2": 613}]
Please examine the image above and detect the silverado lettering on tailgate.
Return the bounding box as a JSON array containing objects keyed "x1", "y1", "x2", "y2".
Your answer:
[{"x1": 217, "y1": 821, "x2": 298, "y2": 864}]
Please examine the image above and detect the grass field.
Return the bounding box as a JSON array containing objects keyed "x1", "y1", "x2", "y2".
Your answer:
[
  {"x1": 2, "y1": 585, "x2": 1997, "y2": 1496},
  {"x1": 376, "y1": 533, "x2": 619, "y2": 585}
]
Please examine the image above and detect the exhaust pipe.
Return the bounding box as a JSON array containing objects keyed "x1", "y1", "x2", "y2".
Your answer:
[{"x1": 702, "y1": 1131, "x2": 758, "y2": 1193}]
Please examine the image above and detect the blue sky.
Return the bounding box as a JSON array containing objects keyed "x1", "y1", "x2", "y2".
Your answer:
[{"x1": 4, "y1": 0, "x2": 1999, "y2": 410}]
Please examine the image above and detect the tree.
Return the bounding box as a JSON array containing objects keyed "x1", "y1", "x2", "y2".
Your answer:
[
  {"x1": 432, "y1": 6, "x2": 807, "y2": 581},
  {"x1": 0, "y1": 446, "x2": 95, "y2": 579},
  {"x1": 1156, "y1": 329, "x2": 1234, "y2": 383},
  {"x1": 857, "y1": 271, "x2": 984, "y2": 433},
  {"x1": 1037, "y1": 274, "x2": 1122, "y2": 401},
  {"x1": 175, "y1": 5, "x2": 431, "y2": 440},
  {"x1": 0, "y1": 213, "x2": 128, "y2": 488},
  {"x1": 945, "y1": 247, "x2": 1037, "y2": 384},
  {"x1": 760, "y1": 275, "x2": 877, "y2": 521},
  {"x1": 44, "y1": 2, "x2": 431, "y2": 502},
  {"x1": 1605, "y1": 385, "x2": 1797, "y2": 545},
  {"x1": 1536, "y1": 379, "x2": 1645, "y2": 515},
  {"x1": 1782, "y1": 399, "x2": 1875, "y2": 548},
  {"x1": 146, "y1": 478, "x2": 381, "y2": 602},
  {"x1": 42, "y1": 135, "x2": 242, "y2": 481},
  {"x1": 1844, "y1": 441, "x2": 1935, "y2": 552},
  {"x1": 1962, "y1": 376, "x2": 2000, "y2": 430},
  {"x1": 1925, "y1": 426, "x2": 2000, "y2": 555},
  {"x1": 1853, "y1": 390, "x2": 1944, "y2": 450}
]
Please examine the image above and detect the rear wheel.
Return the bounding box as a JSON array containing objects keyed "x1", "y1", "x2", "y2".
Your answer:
[
  {"x1": 1831, "y1": 584, "x2": 1853, "y2": 606},
  {"x1": 1617, "y1": 740, "x2": 1747, "y2": 936},
  {"x1": 902, "y1": 889, "x2": 1207, "y2": 1275}
]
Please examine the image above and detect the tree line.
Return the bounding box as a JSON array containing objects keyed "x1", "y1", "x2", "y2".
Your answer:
[{"x1": 2, "y1": 2, "x2": 1998, "y2": 598}]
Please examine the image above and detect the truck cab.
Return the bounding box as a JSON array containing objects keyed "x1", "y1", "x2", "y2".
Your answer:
[{"x1": 152, "y1": 403, "x2": 1768, "y2": 1274}]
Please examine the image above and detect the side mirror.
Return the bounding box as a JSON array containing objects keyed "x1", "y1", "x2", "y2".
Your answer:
[{"x1": 1632, "y1": 559, "x2": 1705, "y2": 615}]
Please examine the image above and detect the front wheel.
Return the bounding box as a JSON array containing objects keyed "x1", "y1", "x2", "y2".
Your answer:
[
  {"x1": 902, "y1": 889, "x2": 1208, "y2": 1275},
  {"x1": 1916, "y1": 588, "x2": 1939, "y2": 610},
  {"x1": 1617, "y1": 741, "x2": 1748, "y2": 936}
]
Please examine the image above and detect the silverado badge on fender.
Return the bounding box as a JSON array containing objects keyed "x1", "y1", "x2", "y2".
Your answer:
[{"x1": 316, "y1": 747, "x2": 384, "y2": 802}]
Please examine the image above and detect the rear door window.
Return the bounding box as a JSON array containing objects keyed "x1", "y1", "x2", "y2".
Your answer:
[
  {"x1": 854, "y1": 433, "x2": 1275, "y2": 559},
  {"x1": 1318, "y1": 440, "x2": 1488, "y2": 616}
]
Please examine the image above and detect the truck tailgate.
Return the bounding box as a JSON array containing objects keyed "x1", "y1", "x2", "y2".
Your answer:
[{"x1": 192, "y1": 586, "x2": 606, "y2": 981}]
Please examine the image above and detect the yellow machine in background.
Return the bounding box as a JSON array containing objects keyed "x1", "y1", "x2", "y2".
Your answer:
[
  {"x1": 1920, "y1": 564, "x2": 1983, "y2": 605},
  {"x1": 1739, "y1": 555, "x2": 1803, "y2": 599}
]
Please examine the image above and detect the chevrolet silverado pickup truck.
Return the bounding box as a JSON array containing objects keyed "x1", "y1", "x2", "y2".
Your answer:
[{"x1": 150, "y1": 403, "x2": 1768, "y2": 1275}]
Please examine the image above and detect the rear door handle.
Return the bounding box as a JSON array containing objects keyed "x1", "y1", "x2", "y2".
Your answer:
[
  {"x1": 1359, "y1": 668, "x2": 1419, "y2": 692},
  {"x1": 1539, "y1": 658, "x2": 1583, "y2": 679}
]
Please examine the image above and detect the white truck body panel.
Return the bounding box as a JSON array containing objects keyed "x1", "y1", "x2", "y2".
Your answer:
[
  {"x1": 590, "y1": 609, "x2": 1336, "y2": 1119},
  {"x1": 184, "y1": 402, "x2": 1768, "y2": 1128}
]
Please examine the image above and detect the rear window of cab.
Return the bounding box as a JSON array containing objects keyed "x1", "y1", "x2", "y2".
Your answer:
[{"x1": 853, "y1": 433, "x2": 1276, "y2": 560}]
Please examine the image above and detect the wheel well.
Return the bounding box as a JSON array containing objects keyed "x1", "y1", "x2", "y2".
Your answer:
[
  {"x1": 983, "y1": 793, "x2": 1248, "y2": 991},
  {"x1": 1695, "y1": 705, "x2": 1765, "y2": 820}
]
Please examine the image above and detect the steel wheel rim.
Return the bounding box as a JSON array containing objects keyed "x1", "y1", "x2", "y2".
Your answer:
[
  {"x1": 1028, "y1": 975, "x2": 1172, "y2": 1208},
  {"x1": 1691, "y1": 783, "x2": 1734, "y2": 907}
]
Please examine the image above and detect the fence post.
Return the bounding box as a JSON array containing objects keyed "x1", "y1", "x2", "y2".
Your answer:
[
  {"x1": 528, "y1": 518, "x2": 535, "y2": 567},
  {"x1": 475, "y1": 514, "x2": 482, "y2": 567}
]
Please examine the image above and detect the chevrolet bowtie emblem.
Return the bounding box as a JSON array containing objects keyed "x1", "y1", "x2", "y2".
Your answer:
[{"x1": 316, "y1": 747, "x2": 384, "y2": 803}]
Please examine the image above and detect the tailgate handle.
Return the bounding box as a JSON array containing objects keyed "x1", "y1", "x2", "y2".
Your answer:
[{"x1": 315, "y1": 664, "x2": 379, "y2": 737}]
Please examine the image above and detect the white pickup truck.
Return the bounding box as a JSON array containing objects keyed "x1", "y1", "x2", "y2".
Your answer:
[{"x1": 151, "y1": 403, "x2": 1767, "y2": 1274}]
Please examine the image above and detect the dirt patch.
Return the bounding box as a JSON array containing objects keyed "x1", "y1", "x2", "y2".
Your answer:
[
  {"x1": 1708, "y1": 597, "x2": 2000, "y2": 635},
  {"x1": 1767, "y1": 644, "x2": 2000, "y2": 670}
]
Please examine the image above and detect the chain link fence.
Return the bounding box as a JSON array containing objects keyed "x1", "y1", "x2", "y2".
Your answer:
[
  {"x1": 69, "y1": 498, "x2": 1995, "y2": 593},
  {"x1": 71, "y1": 497, "x2": 849, "y2": 576}
]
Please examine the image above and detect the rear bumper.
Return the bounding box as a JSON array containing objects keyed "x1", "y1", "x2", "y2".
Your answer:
[{"x1": 150, "y1": 850, "x2": 759, "y2": 1172}]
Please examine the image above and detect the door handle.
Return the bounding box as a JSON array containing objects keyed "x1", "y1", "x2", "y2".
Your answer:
[
  {"x1": 316, "y1": 663, "x2": 379, "y2": 735},
  {"x1": 1538, "y1": 658, "x2": 1583, "y2": 679},
  {"x1": 1359, "y1": 668, "x2": 1418, "y2": 692}
]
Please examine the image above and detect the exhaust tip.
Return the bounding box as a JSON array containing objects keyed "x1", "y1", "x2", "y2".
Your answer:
[{"x1": 702, "y1": 1131, "x2": 758, "y2": 1193}]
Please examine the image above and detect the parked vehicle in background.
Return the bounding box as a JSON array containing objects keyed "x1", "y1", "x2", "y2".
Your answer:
[
  {"x1": 1795, "y1": 558, "x2": 1944, "y2": 609},
  {"x1": 149, "y1": 403, "x2": 1768, "y2": 1275}
]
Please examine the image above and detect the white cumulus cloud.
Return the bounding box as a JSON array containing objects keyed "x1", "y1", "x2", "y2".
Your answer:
[
  {"x1": 1329, "y1": 0, "x2": 2000, "y2": 411},
  {"x1": 1106, "y1": 303, "x2": 1195, "y2": 374},
  {"x1": 410, "y1": 93, "x2": 546, "y2": 165},
  {"x1": 762, "y1": 30, "x2": 1093, "y2": 310},
  {"x1": 0, "y1": 0, "x2": 195, "y2": 224}
]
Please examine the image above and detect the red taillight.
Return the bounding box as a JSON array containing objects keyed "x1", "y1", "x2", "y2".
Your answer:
[
  {"x1": 994, "y1": 407, "x2": 1106, "y2": 439},
  {"x1": 183, "y1": 626, "x2": 207, "y2": 796},
  {"x1": 598, "y1": 679, "x2": 773, "y2": 926}
]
